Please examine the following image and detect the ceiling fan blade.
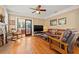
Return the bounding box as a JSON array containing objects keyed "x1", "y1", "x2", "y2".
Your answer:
[
  {"x1": 38, "y1": 5, "x2": 41, "y2": 8},
  {"x1": 32, "y1": 11, "x2": 36, "y2": 13},
  {"x1": 30, "y1": 8, "x2": 36, "y2": 10},
  {"x1": 40, "y1": 9, "x2": 46, "y2": 11},
  {"x1": 30, "y1": 5, "x2": 46, "y2": 14},
  {"x1": 36, "y1": 5, "x2": 41, "y2": 9}
]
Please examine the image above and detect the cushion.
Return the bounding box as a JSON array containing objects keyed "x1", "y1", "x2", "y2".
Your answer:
[
  {"x1": 67, "y1": 32, "x2": 79, "y2": 53},
  {"x1": 61, "y1": 29, "x2": 72, "y2": 41}
]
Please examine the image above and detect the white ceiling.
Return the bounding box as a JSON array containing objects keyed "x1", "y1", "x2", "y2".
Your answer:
[{"x1": 4, "y1": 5, "x2": 79, "y2": 19}]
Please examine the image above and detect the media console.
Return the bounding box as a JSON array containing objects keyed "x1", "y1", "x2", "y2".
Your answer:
[{"x1": 34, "y1": 31, "x2": 49, "y2": 41}]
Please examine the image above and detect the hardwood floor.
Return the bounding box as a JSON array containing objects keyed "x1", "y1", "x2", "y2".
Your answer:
[
  {"x1": 73, "y1": 45, "x2": 79, "y2": 54},
  {"x1": 0, "y1": 35, "x2": 78, "y2": 54},
  {"x1": 0, "y1": 35, "x2": 59, "y2": 54}
]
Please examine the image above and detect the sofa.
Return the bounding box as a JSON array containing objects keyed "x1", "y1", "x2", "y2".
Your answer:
[
  {"x1": 48, "y1": 29, "x2": 79, "y2": 54},
  {"x1": 45, "y1": 29, "x2": 65, "y2": 40}
]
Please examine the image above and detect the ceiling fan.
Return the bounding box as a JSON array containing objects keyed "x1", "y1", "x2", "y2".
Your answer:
[{"x1": 30, "y1": 5, "x2": 46, "y2": 14}]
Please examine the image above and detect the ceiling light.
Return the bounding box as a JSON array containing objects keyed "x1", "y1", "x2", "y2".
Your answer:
[{"x1": 36, "y1": 11, "x2": 39, "y2": 13}]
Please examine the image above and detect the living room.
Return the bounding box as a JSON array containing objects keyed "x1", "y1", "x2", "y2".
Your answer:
[{"x1": 0, "y1": 5, "x2": 79, "y2": 54}]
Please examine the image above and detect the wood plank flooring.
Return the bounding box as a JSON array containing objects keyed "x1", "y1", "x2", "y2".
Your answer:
[
  {"x1": 0, "y1": 36, "x2": 59, "y2": 54},
  {"x1": 0, "y1": 35, "x2": 78, "y2": 54}
]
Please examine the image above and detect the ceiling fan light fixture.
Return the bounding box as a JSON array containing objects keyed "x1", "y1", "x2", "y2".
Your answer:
[
  {"x1": 30, "y1": 5, "x2": 46, "y2": 14},
  {"x1": 36, "y1": 11, "x2": 39, "y2": 14}
]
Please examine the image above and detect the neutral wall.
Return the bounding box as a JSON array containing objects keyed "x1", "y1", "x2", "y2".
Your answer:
[
  {"x1": 8, "y1": 14, "x2": 45, "y2": 35},
  {"x1": 44, "y1": 8, "x2": 79, "y2": 30},
  {"x1": 0, "y1": 6, "x2": 4, "y2": 15}
]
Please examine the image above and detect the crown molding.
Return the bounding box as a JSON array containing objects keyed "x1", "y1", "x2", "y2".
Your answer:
[{"x1": 46, "y1": 6, "x2": 79, "y2": 19}]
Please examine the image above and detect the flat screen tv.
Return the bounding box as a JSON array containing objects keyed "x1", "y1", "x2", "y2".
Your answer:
[{"x1": 34, "y1": 25, "x2": 43, "y2": 32}]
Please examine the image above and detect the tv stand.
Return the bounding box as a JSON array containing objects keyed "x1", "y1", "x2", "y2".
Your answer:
[{"x1": 34, "y1": 31, "x2": 44, "y2": 34}]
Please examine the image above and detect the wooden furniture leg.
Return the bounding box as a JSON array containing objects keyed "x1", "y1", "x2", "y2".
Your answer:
[{"x1": 48, "y1": 36, "x2": 68, "y2": 54}]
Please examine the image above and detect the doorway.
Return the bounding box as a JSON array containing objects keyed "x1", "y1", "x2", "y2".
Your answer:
[{"x1": 25, "y1": 20, "x2": 32, "y2": 36}]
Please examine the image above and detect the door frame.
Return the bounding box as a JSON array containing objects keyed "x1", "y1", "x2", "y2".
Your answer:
[{"x1": 25, "y1": 19, "x2": 32, "y2": 36}]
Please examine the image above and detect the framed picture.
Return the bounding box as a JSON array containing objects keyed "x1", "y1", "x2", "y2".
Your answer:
[
  {"x1": 58, "y1": 17, "x2": 66, "y2": 25},
  {"x1": 50, "y1": 19, "x2": 57, "y2": 26}
]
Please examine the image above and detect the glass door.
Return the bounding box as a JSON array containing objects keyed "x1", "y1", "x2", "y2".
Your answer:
[
  {"x1": 17, "y1": 19, "x2": 25, "y2": 34},
  {"x1": 25, "y1": 20, "x2": 32, "y2": 36}
]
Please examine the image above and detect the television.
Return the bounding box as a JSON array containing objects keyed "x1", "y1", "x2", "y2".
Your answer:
[{"x1": 34, "y1": 25, "x2": 43, "y2": 32}]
